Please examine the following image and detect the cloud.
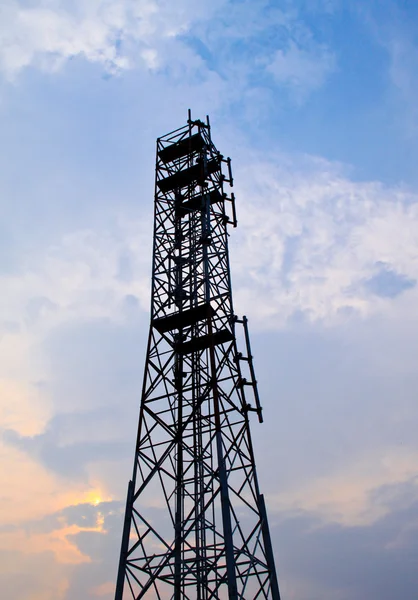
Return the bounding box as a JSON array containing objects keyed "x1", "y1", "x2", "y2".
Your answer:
[
  {"x1": 0, "y1": 0, "x2": 227, "y2": 79},
  {"x1": 182, "y1": 1, "x2": 336, "y2": 108},
  {"x1": 0, "y1": 438, "x2": 106, "y2": 528},
  {"x1": 365, "y1": 264, "x2": 416, "y2": 298},
  {"x1": 33, "y1": 500, "x2": 123, "y2": 600},
  {"x1": 0, "y1": 217, "x2": 152, "y2": 484},
  {"x1": 359, "y1": 1, "x2": 418, "y2": 136},
  {"x1": 2, "y1": 415, "x2": 130, "y2": 480},
  {"x1": 229, "y1": 152, "x2": 418, "y2": 327},
  {"x1": 0, "y1": 500, "x2": 123, "y2": 599},
  {"x1": 272, "y1": 477, "x2": 418, "y2": 600},
  {"x1": 13, "y1": 476, "x2": 416, "y2": 600},
  {"x1": 1, "y1": 146, "x2": 418, "y2": 517},
  {"x1": 386, "y1": 35, "x2": 418, "y2": 135},
  {"x1": 0, "y1": 379, "x2": 49, "y2": 436},
  {"x1": 0, "y1": 219, "x2": 152, "y2": 335},
  {"x1": 6, "y1": 475, "x2": 418, "y2": 600},
  {"x1": 0, "y1": 0, "x2": 336, "y2": 110},
  {"x1": 2, "y1": 146, "x2": 418, "y2": 341},
  {"x1": 0, "y1": 548, "x2": 69, "y2": 600},
  {"x1": 269, "y1": 449, "x2": 418, "y2": 527},
  {"x1": 267, "y1": 40, "x2": 335, "y2": 102},
  {"x1": 0, "y1": 0, "x2": 131, "y2": 77},
  {"x1": 0, "y1": 172, "x2": 417, "y2": 598}
]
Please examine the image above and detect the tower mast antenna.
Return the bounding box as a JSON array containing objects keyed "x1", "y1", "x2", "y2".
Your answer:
[{"x1": 115, "y1": 113, "x2": 281, "y2": 600}]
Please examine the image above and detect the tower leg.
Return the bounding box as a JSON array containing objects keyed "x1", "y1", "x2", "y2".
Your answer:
[
  {"x1": 259, "y1": 494, "x2": 281, "y2": 600},
  {"x1": 115, "y1": 480, "x2": 134, "y2": 600}
]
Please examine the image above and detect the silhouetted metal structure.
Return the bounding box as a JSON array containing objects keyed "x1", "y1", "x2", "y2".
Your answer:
[{"x1": 115, "y1": 112, "x2": 281, "y2": 600}]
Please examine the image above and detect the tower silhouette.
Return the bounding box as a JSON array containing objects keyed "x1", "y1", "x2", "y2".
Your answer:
[{"x1": 115, "y1": 112, "x2": 281, "y2": 600}]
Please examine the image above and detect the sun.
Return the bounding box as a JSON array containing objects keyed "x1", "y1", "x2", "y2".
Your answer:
[{"x1": 83, "y1": 489, "x2": 108, "y2": 506}]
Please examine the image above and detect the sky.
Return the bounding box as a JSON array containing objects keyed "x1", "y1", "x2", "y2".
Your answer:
[{"x1": 1, "y1": 0, "x2": 418, "y2": 598}]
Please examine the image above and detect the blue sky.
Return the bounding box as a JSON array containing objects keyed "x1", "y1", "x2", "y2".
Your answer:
[{"x1": 1, "y1": 1, "x2": 418, "y2": 599}]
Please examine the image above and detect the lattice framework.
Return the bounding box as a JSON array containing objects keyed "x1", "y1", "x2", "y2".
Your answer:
[{"x1": 115, "y1": 112, "x2": 281, "y2": 600}]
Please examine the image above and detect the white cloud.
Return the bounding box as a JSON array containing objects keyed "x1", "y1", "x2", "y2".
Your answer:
[
  {"x1": 0, "y1": 0, "x2": 130, "y2": 76},
  {"x1": 2, "y1": 148, "x2": 415, "y2": 473},
  {"x1": 267, "y1": 40, "x2": 335, "y2": 101},
  {"x1": 0, "y1": 149, "x2": 417, "y2": 456},
  {"x1": 230, "y1": 152, "x2": 418, "y2": 328},
  {"x1": 0, "y1": 216, "x2": 152, "y2": 335},
  {"x1": 0, "y1": 215, "x2": 152, "y2": 449},
  {"x1": 2, "y1": 150, "x2": 418, "y2": 341},
  {"x1": 0, "y1": 0, "x2": 337, "y2": 107},
  {"x1": 0, "y1": 0, "x2": 226, "y2": 78}
]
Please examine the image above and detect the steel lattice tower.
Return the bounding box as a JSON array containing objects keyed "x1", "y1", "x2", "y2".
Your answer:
[{"x1": 115, "y1": 112, "x2": 281, "y2": 600}]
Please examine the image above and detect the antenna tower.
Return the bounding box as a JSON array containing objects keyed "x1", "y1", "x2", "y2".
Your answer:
[{"x1": 115, "y1": 112, "x2": 281, "y2": 600}]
